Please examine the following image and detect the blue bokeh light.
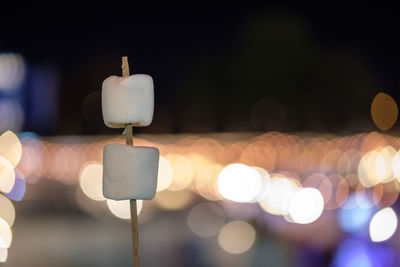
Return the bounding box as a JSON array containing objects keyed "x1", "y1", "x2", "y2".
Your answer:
[
  {"x1": 332, "y1": 238, "x2": 395, "y2": 267},
  {"x1": 5, "y1": 168, "x2": 26, "y2": 201},
  {"x1": 338, "y1": 193, "x2": 376, "y2": 235}
]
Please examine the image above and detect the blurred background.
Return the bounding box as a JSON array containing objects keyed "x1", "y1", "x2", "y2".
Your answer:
[{"x1": 1, "y1": 4, "x2": 400, "y2": 267}]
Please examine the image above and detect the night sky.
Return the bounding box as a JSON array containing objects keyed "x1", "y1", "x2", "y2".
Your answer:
[{"x1": 0, "y1": 4, "x2": 399, "y2": 135}]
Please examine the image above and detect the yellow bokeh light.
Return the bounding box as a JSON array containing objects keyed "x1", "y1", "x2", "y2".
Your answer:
[
  {"x1": 371, "y1": 92, "x2": 398, "y2": 131},
  {"x1": 369, "y1": 207, "x2": 398, "y2": 242},
  {"x1": 154, "y1": 190, "x2": 193, "y2": 210},
  {"x1": 156, "y1": 156, "x2": 173, "y2": 192},
  {"x1": 0, "y1": 218, "x2": 12, "y2": 248},
  {"x1": 166, "y1": 154, "x2": 194, "y2": 191},
  {"x1": 106, "y1": 199, "x2": 143, "y2": 220},
  {"x1": 0, "y1": 194, "x2": 15, "y2": 227},
  {"x1": 358, "y1": 150, "x2": 383, "y2": 187},
  {"x1": 392, "y1": 150, "x2": 400, "y2": 180},
  {"x1": 258, "y1": 177, "x2": 300, "y2": 215},
  {"x1": 79, "y1": 163, "x2": 105, "y2": 201},
  {"x1": 289, "y1": 187, "x2": 324, "y2": 224},
  {"x1": 0, "y1": 156, "x2": 15, "y2": 194},
  {"x1": 195, "y1": 164, "x2": 223, "y2": 201},
  {"x1": 0, "y1": 130, "x2": 22, "y2": 167},
  {"x1": 217, "y1": 163, "x2": 262, "y2": 203},
  {"x1": 218, "y1": 220, "x2": 256, "y2": 254}
]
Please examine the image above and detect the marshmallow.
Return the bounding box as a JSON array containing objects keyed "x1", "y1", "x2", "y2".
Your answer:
[
  {"x1": 103, "y1": 144, "x2": 159, "y2": 200},
  {"x1": 102, "y1": 74, "x2": 154, "y2": 128}
]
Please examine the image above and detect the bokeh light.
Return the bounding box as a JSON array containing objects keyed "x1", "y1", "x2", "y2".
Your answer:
[
  {"x1": 338, "y1": 193, "x2": 376, "y2": 235},
  {"x1": 0, "y1": 130, "x2": 22, "y2": 167},
  {"x1": 5, "y1": 168, "x2": 26, "y2": 201},
  {"x1": 187, "y1": 203, "x2": 225, "y2": 238},
  {"x1": 217, "y1": 163, "x2": 262, "y2": 202},
  {"x1": 0, "y1": 194, "x2": 15, "y2": 227},
  {"x1": 371, "y1": 92, "x2": 398, "y2": 131},
  {"x1": 0, "y1": 218, "x2": 12, "y2": 248},
  {"x1": 259, "y1": 176, "x2": 300, "y2": 215},
  {"x1": 154, "y1": 189, "x2": 194, "y2": 210},
  {"x1": 156, "y1": 156, "x2": 173, "y2": 192},
  {"x1": 79, "y1": 163, "x2": 105, "y2": 201},
  {"x1": 166, "y1": 154, "x2": 194, "y2": 191},
  {"x1": 369, "y1": 207, "x2": 398, "y2": 242},
  {"x1": 218, "y1": 220, "x2": 256, "y2": 254},
  {"x1": 0, "y1": 156, "x2": 15, "y2": 194},
  {"x1": 0, "y1": 53, "x2": 26, "y2": 91},
  {"x1": 106, "y1": 199, "x2": 143, "y2": 220},
  {"x1": 289, "y1": 187, "x2": 324, "y2": 224}
]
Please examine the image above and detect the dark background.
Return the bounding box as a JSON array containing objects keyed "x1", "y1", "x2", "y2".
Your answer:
[{"x1": 0, "y1": 4, "x2": 398, "y2": 135}]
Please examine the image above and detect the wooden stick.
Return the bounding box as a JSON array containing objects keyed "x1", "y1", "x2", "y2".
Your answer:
[{"x1": 122, "y1": 56, "x2": 141, "y2": 267}]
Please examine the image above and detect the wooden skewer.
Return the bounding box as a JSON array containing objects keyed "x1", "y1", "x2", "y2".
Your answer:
[{"x1": 122, "y1": 56, "x2": 141, "y2": 267}]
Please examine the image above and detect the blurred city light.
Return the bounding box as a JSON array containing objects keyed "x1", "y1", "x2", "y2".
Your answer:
[
  {"x1": 5, "y1": 168, "x2": 26, "y2": 201},
  {"x1": 0, "y1": 156, "x2": 15, "y2": 194},
  {"x1": 371, "y1": 92, "x2": 398, "y2": 131},
  {"x1": 338, "y1": 193, "x2": 376, "y2": 235},
  {"x1": 0, "y1": 194, "x2": 15, "y2": 227},
  {"x1": 106, "y1": 199, "x2": 143, "y2": 220},
  {"x1": 217, "y1": 163, "x2": 262, "y2": 203},
  {"x1": 0, "y1": 130, "x2": 22, "y2": 167},
  {"x1": 79, "y1": 163, "x2": 105, "y2": 201},
  {"x1": 156, "y1": 156, "x2": 173, "y2": 192},
  {"x1": 218, "y1": 220, "x2": 256, "y2": 254},
  {"x1": 0, "y1": 218, "x2": 12, "y2": 248},
  {"x1": 369, "y1": 207, "x2": 398, "y2": 242},
  {"x1": 289, "y1": 187, "x2": 324, "y2": 224},
  {"x1": 0, "y1": 53, "x2": 25, "y2": 91}
]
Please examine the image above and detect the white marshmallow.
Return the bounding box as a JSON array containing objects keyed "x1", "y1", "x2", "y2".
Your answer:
[
  {"x1": 103, "y1": 144, "x2": 159, "y2": 200},
  {"x1": 102, "y1": 74, "x2": 154, "y2": 128}
]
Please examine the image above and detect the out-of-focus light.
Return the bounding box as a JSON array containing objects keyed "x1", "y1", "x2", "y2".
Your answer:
[
  {"x1": 79, "y1": 163, "x2": 104, "y2": 201},
  {"x1": 218, "y1": 220, "x2": 256, "y2": 254},
  {"x1": 0, "y1": 218, "x2": 12, "y2": 248},
  {"x1": 302, "y1": 173, "x2": 332, "y2": 204},
  {"x1": 5, "y1": 168, "x2": 26, "y2": 201},
  {"x1": 378, "y1": 146, "x2": 396, "y2": 183},
  {"x1": 338, "y1": 193, "x2": 375, "y2": 235},
  {"x1": 0, "y1": 100, "x2": 24, "y2": 132},
  {"x1": 187, "y1": 203, "x2": 225, "y2": 238},
  {"x1": 166, "y1": 154, "x2": 194, "y2": 191},
  {"x1": 154, "y1": 190, "x2": 194, "y2": 210},
  {"x1": 393, "y1": 150, "x2": 400, "y2": 180},
  {"x1": 0, "y1": 194, "x2": 15, "y2": 227},
  {"x1": 0, "y1": 53, "x2": 25, "y2": 91},
  {"x1": 253, "y1": 167, "x2": 271, "y2": 200},
  {"x1": 371, "y1": 92, "x2": 398, "y2": 131},
  {"x1": 333, "y1": 238, "x2": 393, "y2": 267},
  {"x1": 106, "y1": 199, "x2": 143, "y2": 220},
  {"x1": 195, "y1": 164, "x2": 223, "y2": 201},
  {"x1": 0, "y1": 130, "x2": 22, "y2": 167},
  {"x1": 369, "y1": 207, "x2": 398, "y2": 242},
  {"x1": 258, "y1": 177, "x2": 300, "y2": 215},
  {"x1": 156, "y1": 156, "x2": 173, "y2": 192},
  {"x1": 358, "y1": 150, "x2": 384, "y2": 187},
  {"x1": 217, "y1": 163, "x2": 262, "y2": 202},
  {"x1": 289, "y1": 187, "x2": 324, "y2": 224},
  {"x1": 0, "y1": 247, "x2": 7, "y2": 262},
  {"x1": 0, "y1": 156, "x2": 15, "y2": 194}
]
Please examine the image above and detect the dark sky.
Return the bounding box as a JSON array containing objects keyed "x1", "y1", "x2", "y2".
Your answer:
[{"x1": 0, "y1": 4, "x2": 399, "y2": 135}]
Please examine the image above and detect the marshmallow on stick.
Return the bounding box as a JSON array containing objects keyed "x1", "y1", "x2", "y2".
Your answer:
[{"x1": 101, "y1": 57, "x2": 159, "y2": 267}]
